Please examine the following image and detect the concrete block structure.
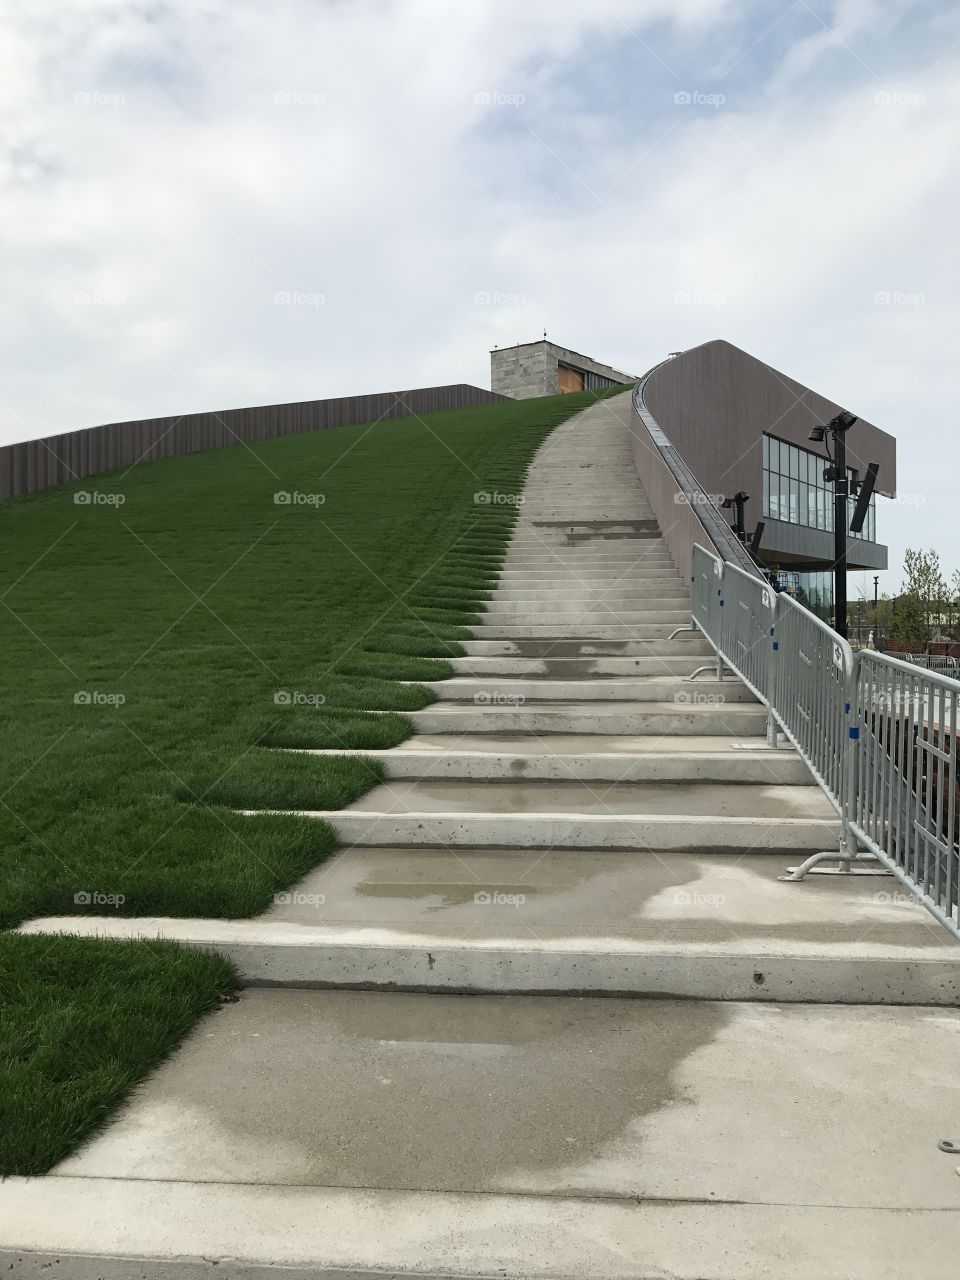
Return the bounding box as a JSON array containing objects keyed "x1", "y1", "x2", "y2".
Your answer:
[{"x1": 491, "y1": 339, "x2": 634, "y2": 399}]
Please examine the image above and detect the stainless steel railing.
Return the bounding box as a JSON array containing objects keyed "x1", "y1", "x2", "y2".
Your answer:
[{"x1": 690, "y1": 542, "x2": 960, "y2": 937}]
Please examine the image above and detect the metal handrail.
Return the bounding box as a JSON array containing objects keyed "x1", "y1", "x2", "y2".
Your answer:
[
  {"x1": 690, "y1": 542, "x2": 960, "y2": 938},
  {"x1": 633, "y1": 363, "x2": 764, "y2": 581}
]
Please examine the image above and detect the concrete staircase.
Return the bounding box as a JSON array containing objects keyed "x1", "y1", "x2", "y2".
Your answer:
[{"x1": 13, "y1": 392, "x2": 960, "y2": 1279}]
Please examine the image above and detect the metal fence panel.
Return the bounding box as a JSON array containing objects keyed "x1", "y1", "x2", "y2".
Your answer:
[
  {"x1": 852, "y1": 651, "x2": 960, "y2": 935},
  {"x1": 691, "y1": 543, "x2": 723, "y2": 651},
  {"x1": 769, "y1": 592, "x2": 853, "y2": 811},
  {"x1": 718, "y1": 563, "x2": 776, "y2": 703}
]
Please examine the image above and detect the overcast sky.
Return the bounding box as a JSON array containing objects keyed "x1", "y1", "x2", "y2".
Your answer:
[{"x1": 2, "y1": 0, "x2": 958, "y2": 591}]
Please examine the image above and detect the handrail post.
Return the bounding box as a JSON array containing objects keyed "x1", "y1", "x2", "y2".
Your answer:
[
  {"x1": 766, "y1": 593, "x2": 778, "y2": 748},
  {"x1": 838, "y1": 651, "x2": 859, "y2": 864}
]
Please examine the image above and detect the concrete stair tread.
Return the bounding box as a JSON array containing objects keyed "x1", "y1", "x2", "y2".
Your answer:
[
  {"x1": 338, "y1": 779, "x2": 836, "y2": 820},
  {"x1": 7, "y1": 1178, "x2": 955, "y2": 1280},
  {"x1": 421, "y1": 676, "x2": 755, "y2": 701},
  {"x1": 312, "y1": 732, "x2": 790, "y2": 755},
  {"x1": 420, "y1": 699, "x2": 764, "y2": 714}
]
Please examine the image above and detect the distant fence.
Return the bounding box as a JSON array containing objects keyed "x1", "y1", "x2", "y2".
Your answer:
[{"x1": 0, "y1": 383, "x2": 505, "y2": 502}]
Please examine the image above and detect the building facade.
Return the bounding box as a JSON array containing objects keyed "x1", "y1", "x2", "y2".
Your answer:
[
  {"x1": 491, "y1": 340, "x2": 634, "y2": 399},
  {"x1": 631, "y1": 340, "x2": 897, "y2": 617}
]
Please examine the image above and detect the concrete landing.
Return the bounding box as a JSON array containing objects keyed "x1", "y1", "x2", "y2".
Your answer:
[
  {"x1": 48, "y1": 990, "x2": 960, "y2": 1203},
  {"x1": 7, "y1": 989, "x2": 953, "y2": 1277}
]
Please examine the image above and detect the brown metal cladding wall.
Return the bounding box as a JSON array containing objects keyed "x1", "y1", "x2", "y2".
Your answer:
[
  {"x1": 641, "y1": 339, "x2": 897, "y2": 513},
  {"x1": 0, "y1": 383, "x2": 505, "y2": 501},
  {"x1": 628, "y1": 412, "x2": 721, "y2": 580}
]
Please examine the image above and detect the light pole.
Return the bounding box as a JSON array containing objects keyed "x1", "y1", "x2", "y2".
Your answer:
[
  {"x1": 809, "y1": 410, "x2": 859, "y2": 640},
  {"x1": 873, "y1": 574, "x2": 879, "y2": 641}
]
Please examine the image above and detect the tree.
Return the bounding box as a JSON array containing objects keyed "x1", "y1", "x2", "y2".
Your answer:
[{"x1": 892, "y1": 549, "x2": 948, "y2": 650}]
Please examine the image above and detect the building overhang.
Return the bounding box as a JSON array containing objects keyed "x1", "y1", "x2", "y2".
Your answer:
[{"x1": 759, "y1": 517, "x2": 888, "y2": 571}]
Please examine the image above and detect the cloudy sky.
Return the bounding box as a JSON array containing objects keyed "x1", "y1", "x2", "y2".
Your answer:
[{"x1": 2, "y1": 0, "x2": 958, "y2": 589}]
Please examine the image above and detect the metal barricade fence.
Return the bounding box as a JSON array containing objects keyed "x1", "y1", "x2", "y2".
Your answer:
[
  {"x1": 771, "y1": 591, "x2": 854, "y2": 818},
  {"x1": 691, "y1": 543, "x2": 723, "y2": 657},
  {"x1": 687, "y1": 543, "x2": 960, "y2": 935},
  {"x1": 718, "y1": 563, "x2": 776, "y2": 704},
  {"x1": 852, "y1": 651, "x2": 960, "y2": 934}
]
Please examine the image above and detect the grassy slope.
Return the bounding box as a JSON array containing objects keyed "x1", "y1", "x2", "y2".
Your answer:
[
  {"x1": 2, "y1": 387, "x2": 622, "y2": 927},
  {"x1": 0, "y1": 934, "x2": 236, "y2": 1174},
  {"x1": 1, "y1": 386, "x2": 629, "y2": 1175}
]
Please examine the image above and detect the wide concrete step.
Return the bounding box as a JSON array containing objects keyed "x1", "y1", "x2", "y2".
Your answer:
[
  {"x1": 292, "y1": 777, "x2": 838, "y2": 853},
  {"x1": 22, "y1": 846, "x2": 958, "y2": 1000},
  {"x1": 471, "y1": 623, "x2": 693, "y2": 639},
  {"x1": 342, "y1": 777, "x2": 833, "y2": 820},
  {"x1": 408, "y1": 701, "x2": 767, "y2": 735},
  {"x1": 502, "y1": 546, "x2": 671, "y2": 556},
  {"x1": 494, "y1": 567, "x2": 680, "y2": 580},
  {"x1": 490, "y1": 588, "x2": 690, "y2": 603},
  {"x1": 417, "y1": 676, "x2": 757, "y2": 703},
  {"x1": 450, "y1": 654, "x2": 708, "y2": 675},
  {"x1": 485, "y1": 599, "x2": 690, "y2": 614},
  {"x1": 287, "y1": 738, "x2": 812, "y2": 783},
  {"x1": 461, "y1": 637, "x2": 711, "y2": 657},
  {"x1": 480, "y1": 610, "x2": 691, "y2": 626}
]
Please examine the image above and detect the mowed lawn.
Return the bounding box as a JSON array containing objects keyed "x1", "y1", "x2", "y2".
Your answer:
[
  {"x1": 1, "y1": 387, "x2": 628, "y2": 1174},
  {"x1": 2, "y1": 388, "x2": 620, "y2": 927}
]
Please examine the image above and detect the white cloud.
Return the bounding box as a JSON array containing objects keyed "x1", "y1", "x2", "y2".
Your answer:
[{"x1": 1, "y1": 0, "x2": 958, "y2": 581}]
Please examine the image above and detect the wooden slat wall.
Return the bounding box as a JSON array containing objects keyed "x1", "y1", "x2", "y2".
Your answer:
[{"x1": 0, "y1": 383, "x2": 506, "y2": 501}]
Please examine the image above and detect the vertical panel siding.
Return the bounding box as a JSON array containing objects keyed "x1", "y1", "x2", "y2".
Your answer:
[{"x1": 0, "y1": 383, "x2": 505, "y2": 501}]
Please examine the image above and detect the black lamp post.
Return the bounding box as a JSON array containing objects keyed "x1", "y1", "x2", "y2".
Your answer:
[{"x1": 809, "y1": 410, "x2": 859, "y2": 640}]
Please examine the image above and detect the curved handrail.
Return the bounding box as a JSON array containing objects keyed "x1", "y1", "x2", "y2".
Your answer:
[{"x1": 633, "y1": 359, "x2": 764, "y2": 581}]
